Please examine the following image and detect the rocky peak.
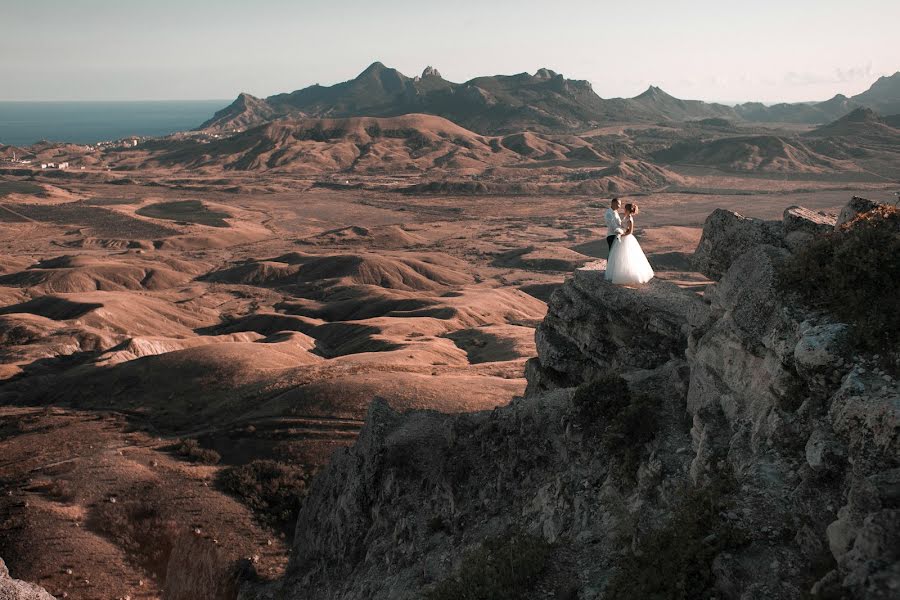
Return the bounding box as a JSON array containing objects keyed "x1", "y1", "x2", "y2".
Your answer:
[
  {"x1": 636, "y1": 85, "x2": 671, "y2": 101},
  {"x1": 421, "y1": 65, "x2": 442, "y2": 79},
  {"x1": 358, "y1": 61, "x2": 389, "y2": 77},
  {"x1": 234, "y1": 92, "x2": 263, "y2": 108},
  {"x1": 841, "y1": 106, "x2": 880, "y2": 122},
  {"x1": 534, "y1": 67, "x2": 559, "y2": 80}
]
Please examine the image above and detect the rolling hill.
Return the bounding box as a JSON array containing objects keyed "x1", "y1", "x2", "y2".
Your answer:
[
  {"x1": 807, "y1": 107, "x2": 900, "y2": 140},
  {"x1": 652, "y1": 135, "x2": 860, "y2": 173}
]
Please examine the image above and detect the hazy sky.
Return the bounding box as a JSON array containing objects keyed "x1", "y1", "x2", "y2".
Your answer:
[{"x1": 2, "y1": 0, "x2": 897, "y2": 103}]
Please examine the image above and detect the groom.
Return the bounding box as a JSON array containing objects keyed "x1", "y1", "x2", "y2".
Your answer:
[{"x1": 604, "y1": 197, "x2": 624, "y2": 252}]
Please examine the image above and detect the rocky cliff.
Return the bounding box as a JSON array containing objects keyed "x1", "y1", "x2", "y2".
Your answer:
[
  {"x1": 252, "y1": 199, "x2": 898, "y2": 600},
  {"x1": 0, "y1": 557, "x2": 55, "y2": 599}
]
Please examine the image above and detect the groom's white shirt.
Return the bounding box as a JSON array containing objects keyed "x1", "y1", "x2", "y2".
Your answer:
[{"x1": 605, "y1": 208, "x2": 623, "y2": 237}]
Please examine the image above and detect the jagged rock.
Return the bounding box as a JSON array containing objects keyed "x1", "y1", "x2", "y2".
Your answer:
[
  {"x1": 782, "y1": 206, "x2": 837, "y2": 251},
  {"x1": 706, "y1": 244, "x2": 790, "y2": 341},
  {"x1": 839, "y1": 509, "x2": 900, "y2": 595},
  {"x1": 421, "y1": 66, "x2": 442, "y2": 79},
  {"x1": 794, "y1": 321, "x2": 850, "y2": 378},
  {"x1": 805, "y1": 424, "x2": 846, "y2": 472},
  {"x1": 0, "y1": 558, "x2": 56, "y2": 599},
  {"x1": 828, "y1": 367, "x2": 899, "y2": 465},
  {"x1": 783, "y1": 205, "x2": 837, "y2": 235},
  {"x1": 527, "y1": 268, "x2": 709, "y2": 393},
  {"x1": 836, "y1": 196, "x2": 879, "y2": 228},
  {"x1": 691, "y1": 209, "x2": 783, "y2": 279},
  {"x1": 277, "y1": 366, "x2": 693, "y2": 599},
  {"x1": 687, "y1": 244, "x2": 798, "y2": 454}
]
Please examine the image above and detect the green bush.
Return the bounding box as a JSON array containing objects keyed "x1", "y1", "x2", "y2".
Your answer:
[
  {"x1": 778, "y1": 204, "x2": 900, "y2": 367},
  {"x1": 175, "y1": 438, "x2": 221, "y2": 465},
  {"x1": 605, "y1": 474, "x2": 747, "y2": 600},
  {"x1": 572, "y1": 375, "x2": 659, "y2": 479},
  {"x1": 218, "y1": 460, "x2": 312, "y2": 532},
  {"x1": 426, "y1": 531, "x2": 551, "y2": 600}
]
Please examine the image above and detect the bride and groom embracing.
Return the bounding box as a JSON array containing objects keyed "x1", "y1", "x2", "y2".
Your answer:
[{"x1": 603, "y1": 197, "x2": 654, "y2": 285}]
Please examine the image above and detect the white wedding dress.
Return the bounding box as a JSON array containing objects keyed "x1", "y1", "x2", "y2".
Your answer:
[{"x1": 605, "y1": 216, "x2": 654, "y2": 285}]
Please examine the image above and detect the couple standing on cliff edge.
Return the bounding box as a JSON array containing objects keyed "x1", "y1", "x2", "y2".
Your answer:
[{"x1": 603, "y1": 197, "x2": 655, "y2": 285}]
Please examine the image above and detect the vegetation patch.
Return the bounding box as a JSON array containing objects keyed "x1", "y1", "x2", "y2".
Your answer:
[
  {"x1": 605, "y1": 474, "x2": 748, "y2": 600},
  {"x1": 136, "y1": 199, "x2": 231, "y2": 227},
  {"x1": 426, "y1": 530, "x2": 552, "y2": 600},
  {"x1": 571, "y1": 374, "x2": 659, "y2": 479},
  {"x1": 175, "y1": 438, "x2": 221, "y2": 464},
  {"x1": 778, "y1": 203, "x2": 899, "y2": 369},
  {"x1": 218, "y1": 460, "x2": 312, "y2": 533},
  {"x1": 89, "y1": 499, "x2": 179, "y2": 578},
  {"x1": 0, "y1": 181, "x2": 44, "y2": 197}
]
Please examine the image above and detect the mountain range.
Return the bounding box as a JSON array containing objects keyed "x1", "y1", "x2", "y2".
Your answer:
[{"x1": 200, "y1": 63, "x2": 900, "y2": 134}]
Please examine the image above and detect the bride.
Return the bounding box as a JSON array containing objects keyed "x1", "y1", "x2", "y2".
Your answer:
[{"x1": 605, "y1": 202, "x2": 654, "y2": 285}]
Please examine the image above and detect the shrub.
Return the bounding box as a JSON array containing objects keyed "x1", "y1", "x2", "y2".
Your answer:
[
  {"x1": 89, "y1": 500, "x2": 179, "y2": 578},
  {"x1": 175, "y1": 439, "x2": 221, "y2": 465},
  {"x1": 218, "y1": 460, "x2": 312, "y2": 533},
  {"x1": 778, "y1": 203, "x2": 900, "y2": 368},
  {"x1": 45, "y1": 479, "x2": 76, "y2": 502},
  {"x1": 425, "y1": 530, "x2": 552, "y2": 600},
  {"x1": 571, "y1": 375, "x2": 659, "y2": 479},
  {"x1": 605, "y1": 474, "x2": 747, "y2": 600},
  {"x1": 572, "y1": 373, "x2": 631, "y2": 428}
]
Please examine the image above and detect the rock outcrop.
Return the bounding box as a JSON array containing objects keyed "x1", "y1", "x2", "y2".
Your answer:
[
  {"x1": 837, "y1": 196, "x2": 880, "y2": 228},
  {"x1": 782, "y1": 205, "x2": 838, "y2": 251},
  {"x1": 257, "y1": 198, "x2": 898, "y2": 600},
  {"x1": 691, "y1": 208, "x2": 783, "y2": 279},
  {"x1": 0, "y1": 558, "x2": 55, "y2": 600}
]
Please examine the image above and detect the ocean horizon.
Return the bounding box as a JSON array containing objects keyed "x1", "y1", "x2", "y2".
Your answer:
[{"x1": 0, "y1": 100, "x2": 229, "y2": 147}]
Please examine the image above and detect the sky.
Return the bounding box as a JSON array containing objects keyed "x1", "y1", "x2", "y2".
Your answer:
[{"x1": 2, "y1": 0, "x2": 897, "y2": 104}]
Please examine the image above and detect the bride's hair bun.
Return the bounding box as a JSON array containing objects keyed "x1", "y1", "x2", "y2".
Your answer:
[{"x1": 625, "y1": 202, "x2": 638, "y2": 214}]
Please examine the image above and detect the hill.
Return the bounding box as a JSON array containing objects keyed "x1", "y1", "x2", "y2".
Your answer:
[
  {"x1": 851, "y1": 71, "x2": 900, "y2": 115},
  {"x1": 152, "y1": 114, "x2": 526, "y2": 173},
  {"x1": 631, "y1": 85, "x2": 737, "y2": 121},
  {"x1": 807, "y1": 107, "x2": 900, "y2": 140},
  {"x1": 652, "y1": 134, "x2": 858, "y2": 173}
]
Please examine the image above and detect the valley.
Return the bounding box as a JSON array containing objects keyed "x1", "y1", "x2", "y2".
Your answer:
[{"x1": 0, "y1": 63, "x2": 897, "y2": 600}]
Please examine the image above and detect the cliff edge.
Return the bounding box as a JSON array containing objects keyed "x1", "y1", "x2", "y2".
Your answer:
[{"x1": 253, "y1": 199, "x2": 898, "y2": 600}]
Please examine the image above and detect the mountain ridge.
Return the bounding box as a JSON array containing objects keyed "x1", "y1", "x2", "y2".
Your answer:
[{"x1": 199, "y1": 64, "x2": 900, "y2": 134}]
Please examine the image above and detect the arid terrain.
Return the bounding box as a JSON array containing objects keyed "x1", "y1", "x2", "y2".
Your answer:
[{"x1": 0, "y1": 66, "x2": 898, "y2": 599}]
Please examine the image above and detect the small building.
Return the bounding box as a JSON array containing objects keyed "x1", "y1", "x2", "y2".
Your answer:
[{"x1": 58, "y1": 162, "x2": 69, "y2": 170}]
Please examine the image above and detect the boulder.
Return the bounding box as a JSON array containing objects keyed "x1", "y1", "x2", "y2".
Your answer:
[
  {"x1": 782, "y1": 206, "x2": 837, "y2": 251},
  {"x1": 839, "y1": 509, "x2": 900, "y2": 595},
  {"x1": 691, "y1": 209, "x2": 783, "y2": 279},
  {"x1": 527, "y1": 269, "x2": 709, "y2": 392},
  {"x1": 0, "y1": 558, "x2": 55, "y2": 600},
  {"x1": 836, "y1": 196, "x2": 880, "y2": 228},
  {"x1": 805, "y1": 424, "x2": 846, "y2": 472},
  {"x1": 828, "y1": 367, "x2": 900, "y2": 465},
  {"x1": 782, "y1": 205, "x2": 837, "y2": 235},
  {"x1": 793, "y1": 321, "x2": 850, "y2": 378},
  {"x1": 706, "y1": 244, "x2": 791, "y2": 342}
]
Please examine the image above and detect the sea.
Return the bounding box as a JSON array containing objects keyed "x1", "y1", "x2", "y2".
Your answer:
[{"x1": 0, "y1": 100, "x2": 229, "y2": 147}]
